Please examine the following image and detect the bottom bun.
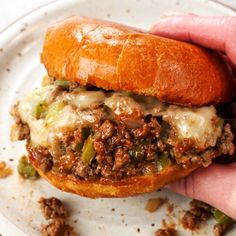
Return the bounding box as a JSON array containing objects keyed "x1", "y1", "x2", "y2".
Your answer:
[{"x1": 29, "y1": 153, "x2": 199, "y2": 198}]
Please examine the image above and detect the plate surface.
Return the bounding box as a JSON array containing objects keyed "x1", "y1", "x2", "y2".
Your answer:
[{"x1": 0, "y1": 0, "x2": 235, "y2": 235}]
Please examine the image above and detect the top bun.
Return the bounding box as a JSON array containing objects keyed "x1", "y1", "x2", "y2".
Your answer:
[{"x1": 41, "y1": 16, "x2": 233, "y2": 106}]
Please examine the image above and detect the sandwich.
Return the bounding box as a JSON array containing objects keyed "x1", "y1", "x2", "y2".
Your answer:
[{"x1": 10, "y1": 16, "x2": 235, "y2": 198}]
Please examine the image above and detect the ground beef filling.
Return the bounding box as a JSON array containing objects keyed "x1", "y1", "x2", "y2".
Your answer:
[
  {"x1": 11, "y1": 81, "x2": 235, "y2": 181},
  {"x1": 27, "y1": 114, "x2": 234, "y2": 181}
]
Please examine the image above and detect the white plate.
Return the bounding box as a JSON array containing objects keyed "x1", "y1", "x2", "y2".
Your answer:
[{"x1": 0, "y1": 0, "x2": 236, "y2": 235}]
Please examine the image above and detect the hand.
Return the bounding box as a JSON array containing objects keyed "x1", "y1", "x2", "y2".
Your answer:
[
  {"x1": 150, "y1": 13, "x2": 236, "y2": 219},
  {"x1": 150, "y1": 13, "x2": 236, "y2": 77}
]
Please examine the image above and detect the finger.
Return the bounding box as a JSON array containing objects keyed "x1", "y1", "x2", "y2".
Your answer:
[
  {"x1": 168, "y1": 163, "x2": 236, "y2": 219},
  {"x1": 150, "y1": 14, "x2": 236, "y2": 67}
]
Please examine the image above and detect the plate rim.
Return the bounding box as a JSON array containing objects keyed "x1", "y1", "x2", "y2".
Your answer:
[
  {"x1": 0, "y1": 0, "x2": 235, "y2": 38},
  {"x1": 0, "y1": 0, "x2": 59, "y2": 34},
  {"x1": 0, "y1": 0, "x2": 236, "y2": 235}
]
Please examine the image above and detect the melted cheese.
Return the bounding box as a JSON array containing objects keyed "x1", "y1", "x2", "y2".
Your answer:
[
  {"x1": 18, "y1": 85, "x2": 56, "y2": 123},
  {"x1": 67, "y1": 90, "x2": 105, "y2": 109},
  {"x1": 18, "y1": 86, "x2": 105, "y2": 147},
  {"x1": 162, "y1": 105, "x2": 221, "y2": 148},
  {"x1": 104, "y1": 93, "x2": 142, "y2": 115},
  {"x1": 18, "y1": 86, "x2": 56, "y2": 146},
  {"x1": 18, "y1": 85, "x2": 222, "y2": 150}
]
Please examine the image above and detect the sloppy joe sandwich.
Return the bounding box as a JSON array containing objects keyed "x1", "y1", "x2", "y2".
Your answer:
[{"x1": 10, "y1": 16, "x2": 235, "y2": 198}]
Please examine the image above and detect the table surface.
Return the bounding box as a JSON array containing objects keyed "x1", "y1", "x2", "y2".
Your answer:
[{"x1": 0, "y1": 0, "x2": 235, "y2": 235}]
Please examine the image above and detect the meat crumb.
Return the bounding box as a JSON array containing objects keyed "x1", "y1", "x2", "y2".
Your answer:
[
  {"x1": 166, "y1": 202, "x2": 174, "y2": 214},
  {"x1": 38, "y1": 197, "x2": 77, "y2": 236},
  {"x1": 0, "y1": 161, "x2": 12, "y2": 178},
  {"x1": 181, "y1": 200, "x2": 235, "y2": 236},
  {"x1": 145, "y1": 198, "x2": 167, "y2": 213},
  {"x1": 154, "y1": 228, "x2": 177, "y2": 236},
  {"x1": 38, "y1": 197, "x2": 68, "y2": 220},
  {"x1": 181, "y1": 200, "x2": 210, "y2": 230},
  {"x1": 41, "y1": 218, "x2": 76, "y2": 236},
  {"x1": 213, "y1": 223, "x2": 230, "y2": 236}
]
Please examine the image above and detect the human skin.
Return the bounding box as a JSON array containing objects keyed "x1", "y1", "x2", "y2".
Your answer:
[{"x1": 150, "y1": 13, "x2": 236, "y2": 219}]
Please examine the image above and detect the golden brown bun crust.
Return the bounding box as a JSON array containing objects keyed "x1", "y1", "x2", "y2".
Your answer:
[
  {"x1": 41, "y1": 16, "x2": 233, "y2": 106},
  {"x1": 28, "y1": 148, "x2": 199, "y2": 198}
]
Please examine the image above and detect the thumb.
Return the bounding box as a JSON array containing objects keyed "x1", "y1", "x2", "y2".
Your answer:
[
  {"x1": 150, "y1": 14, "x2": 236, "y2": 67},
  {"x1": 168, "y1": 163, "x2": 236, "y2": 219}
]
